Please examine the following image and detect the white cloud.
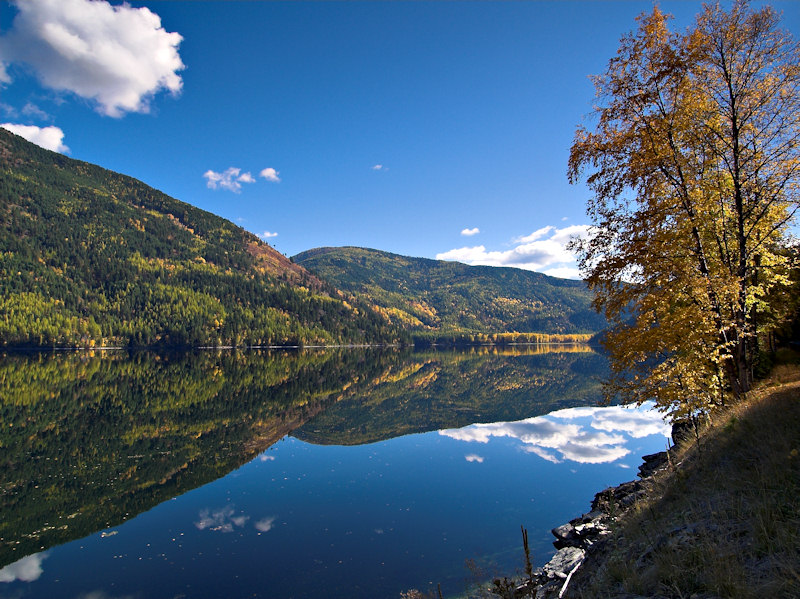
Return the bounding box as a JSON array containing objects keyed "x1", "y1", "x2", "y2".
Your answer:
[
  {"x1": 371, "y1": 164, "x2": 386, "y2": 171},
  {"x1": 259, "y1": 167, "x2": 281, "y2": 183},
  {"x1": 436, "y1": 224, "x2": 592, "y2": 279},
  {"x1": 254, "y1": 516, "x2": 276, "y2": 532},
  {"x1": 464, "y1": 454, "x2": 484, "y2": 463},
  {"x1": 461, "y1": 227, "x2": 480, "y2": 237},
  {"x1": 194, "y1": 506, "x2": 249, "y2": 533},
  {"x1": 259, "y1": 231, "x2": 278, "y2": 239},
  {"x1": 203, "y1": 167, "x2": 255, "y2": 193},
  {"x1": 540, "y1": 266, "x2": 582, "y2": 279},
  {"x1": 21, "y1": 102, "x2": 50, "y2": 120},
  {"x1": 513, "y1": 225, "x2": 555, "y2": 244},
  {"x1": 440, "y1": 403, "x2": 669, "y2": 465},
  {"x1": 0, "y1": 0, "x2": 184, "y2": 117},
  {"x1": 1, "y1": 122, "x2": 68, "y2": 152},
  {"x1": 0, "y1": 552, "x2": 48, "y2": 583}
]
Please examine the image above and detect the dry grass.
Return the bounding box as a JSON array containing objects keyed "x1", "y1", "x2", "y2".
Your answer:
[{"x1": 573, "y1": 366, "x2": 800, "y2": 599}]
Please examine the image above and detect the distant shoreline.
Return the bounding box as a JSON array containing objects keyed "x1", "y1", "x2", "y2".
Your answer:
[{"x1": 0, "y1": 340, "x2": 599, "y2": 353}]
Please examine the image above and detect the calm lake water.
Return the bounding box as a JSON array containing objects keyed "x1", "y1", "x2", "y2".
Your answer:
[{"x1": 0, "y1": 347, "x2": 670, "y2": 598}]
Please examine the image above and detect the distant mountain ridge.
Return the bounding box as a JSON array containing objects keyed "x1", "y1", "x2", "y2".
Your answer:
[
  {"x1": 293, "y1": 246, "x2": 606, "y2": 338},
  {"x1": 0, "y1": 128, "x2": 404, "y2": 347}
]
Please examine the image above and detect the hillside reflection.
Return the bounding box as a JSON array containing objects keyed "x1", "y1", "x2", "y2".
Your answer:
[
  {"x1": 293, "y1": 345, "x2": 608, "y2": 445},
  {"x1": 0, "y1": 348, "x2": 395, "y2": 568},
  {"x1": 0, "y1": 345, "x2": 605, "y2": 571}
]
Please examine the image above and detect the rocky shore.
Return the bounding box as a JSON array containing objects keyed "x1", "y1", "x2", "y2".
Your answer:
[
  {"x1": 477, "y1": 370, "x2": 800, "y2": 599},
  {"x1": 507, "y1": 430, "x2": 687, "y2": 599}
]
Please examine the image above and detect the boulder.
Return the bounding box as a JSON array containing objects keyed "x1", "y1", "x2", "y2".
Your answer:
[
  {"x1": 543, "y1": 546, "x2": 585, "y2": 579},
  {"x1": 671, "y1": 419, "x2": 694, "y2": 447}
]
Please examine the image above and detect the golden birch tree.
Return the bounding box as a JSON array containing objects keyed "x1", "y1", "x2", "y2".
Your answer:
[{"x1": 568, "y1": 2, "x2": 800, "y2": 419}]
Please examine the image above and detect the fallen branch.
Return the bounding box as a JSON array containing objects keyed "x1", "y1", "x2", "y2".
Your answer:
[{"x1": 558, "y1": 558, "x2": 584, "y2": 598}]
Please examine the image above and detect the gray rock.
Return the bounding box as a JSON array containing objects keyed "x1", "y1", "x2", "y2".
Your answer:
[
  {"x1": 543, "y1": 546, "x2": 585, "y2": 579},
  {"x1": 551, "y1": 522, "x2": 574, "y2": 542}
]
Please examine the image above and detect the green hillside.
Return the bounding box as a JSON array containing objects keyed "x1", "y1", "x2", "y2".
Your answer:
[
  {"x1": 0, "y1": 129, "x2": 405, "y2": 347},
  {"x1": 293, "y1": 246, "x2": 606, "y2": 340}
]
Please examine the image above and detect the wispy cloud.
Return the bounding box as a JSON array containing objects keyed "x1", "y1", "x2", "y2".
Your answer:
[
  {"x1": 436, "y1": 224, "x2": 592, "y2": 279},
  {"x1": 260, "y1": 167, "x2": 281, "y2": 183},
  {"x1": 1, "y1": 123, "x2": 68, "y2": 152},
  {"x1": 258, "y1": 231, "x2": 278, "y2": 239},
  {"x1": 21, "y1": 102, "x2": 50, "y2": 120},
  {"x1": 464, "y1": 454, "x2": 484, "y2": 463},
  {"x1": 371, "y1": 164, "x2": 386, "y2": 171},
  {"x1": 203, "y1": 167, "x2": 256, "y2": 193},
  {"x1": 0, "y1": 0, "x2": 184, "y2": 117},
  {"x1": 461, "y1": 227, "x2": 480, "y2": 237}
]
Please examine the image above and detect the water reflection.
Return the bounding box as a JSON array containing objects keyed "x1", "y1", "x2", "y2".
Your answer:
[
  {"x1": 1, "y1": 346, "x2": 653, "y2": 599},
  {"x1": 194, "y1": 506, "x2": 250, "y2": 533},
  {"x1": 294, "y1": 346, "x2": 608, "y2": 445},
  {"x1": 0, "y1": 348, "x2": 397, "y2": 569},
  {"x1": 0, "y1": 553, "x2": 47, "y2": 583},
  {"x1": 440, "y1": 403, "x2": 670, "y2": 464}
]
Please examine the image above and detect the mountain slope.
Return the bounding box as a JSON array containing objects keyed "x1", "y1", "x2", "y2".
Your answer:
[
  {"x1": 293, "y1": 246, "x2": 606, "y2": 337},
  {"x1": 0, "y1": 129, "x2": 404, "y2": 347}
]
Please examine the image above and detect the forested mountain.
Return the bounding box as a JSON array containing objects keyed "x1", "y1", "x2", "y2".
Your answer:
[
  {"x1": 293, "y1": 246, "x2": 606, "y2": 340},
  {"x1": 0, "y1": 129, "x2": 404, "y2": 347}
]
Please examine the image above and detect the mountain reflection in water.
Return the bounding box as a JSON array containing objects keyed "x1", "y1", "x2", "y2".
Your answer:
[{"x1": 0, "y1": 347, "x2": 670, "y2": 599}]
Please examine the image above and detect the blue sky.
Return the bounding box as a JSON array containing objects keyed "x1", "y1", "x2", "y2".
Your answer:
[{"x1": 1, "y1": 1, "x2": 798, "y2": 279}]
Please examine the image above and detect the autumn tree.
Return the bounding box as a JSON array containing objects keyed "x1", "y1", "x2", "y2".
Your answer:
[{"x1": 568, "y1": 2, "x2": 800, "y2": 419}]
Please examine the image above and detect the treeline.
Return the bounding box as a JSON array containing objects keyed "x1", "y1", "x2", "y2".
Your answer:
[
  {"x1": 0, "y1": 129, "x2": 406, "y2": 348},
  {"x1": 412, "y1": 331, "x2": 594, "y2": 348}
]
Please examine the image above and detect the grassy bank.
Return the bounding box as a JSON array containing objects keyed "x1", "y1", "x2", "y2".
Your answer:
[{"x1": 571, "y1": 364, "x2": 800, "y2": 598}]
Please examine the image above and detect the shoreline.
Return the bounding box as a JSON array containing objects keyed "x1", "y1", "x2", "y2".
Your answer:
[
  {"x1": 507, "y1": 440, "x2": 681, "y2": 599},
  {"x1": 491, "y1": 372, "x2": 800, "y2": 599},
  {"x1": 0, "y1": 341, "x2": 596, "y2": 353}
]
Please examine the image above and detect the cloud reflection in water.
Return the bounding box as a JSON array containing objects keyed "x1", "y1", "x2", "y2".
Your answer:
[
  {"x1": 194, "y1": 506, "x2": 249, "y2": 533},
  {"x1": 440, "y1": 403, "x2": 669, "y2": 464},
  {"x1": 254, "y1": 517, "x2": 276, "y2": 532},
  {"x1": 0, "y1": 552, "x2": 48, "y2": 583}
]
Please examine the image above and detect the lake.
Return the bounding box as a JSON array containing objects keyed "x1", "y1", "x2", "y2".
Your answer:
[{"x1": 0, "y1": 347, "x2": 670, "y2": 598}]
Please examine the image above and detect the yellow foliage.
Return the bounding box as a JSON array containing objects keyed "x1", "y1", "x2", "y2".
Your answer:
[{"x1": 569, "y1": 2, "x2": 800, "y2": 418}]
